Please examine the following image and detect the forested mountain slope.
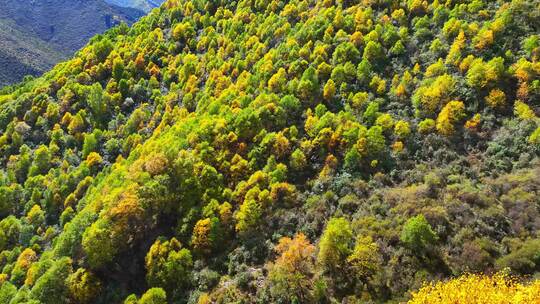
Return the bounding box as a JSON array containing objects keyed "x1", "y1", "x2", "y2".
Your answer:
[
  {"x1": 0, "y1": 0, "x2": 144, "y2": 86},
  {"x1": 0, "y1": 19, "x2": 65, "y2": 86},
  {"x1": 0, "y1": 0, "x2": 539, "y2": 303}
]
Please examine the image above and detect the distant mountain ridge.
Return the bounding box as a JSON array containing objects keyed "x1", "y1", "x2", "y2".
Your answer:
[
  {"x1": 104, "y1": 0, "x2": 165, "y2": 12},
  {"x1": 0, "y1": 0, "x2": 145, "y2": 87}
]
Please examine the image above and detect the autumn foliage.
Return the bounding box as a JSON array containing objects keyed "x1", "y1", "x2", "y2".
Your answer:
[
  {"x1": 409, "y1": 273, "x2": 540, "y2": 304},
  {"x1": 0, "y1": 0, "x2": 538, "y2": 303}
]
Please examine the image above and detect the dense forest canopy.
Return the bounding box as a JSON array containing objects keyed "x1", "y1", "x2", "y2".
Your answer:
[{"x1": 0, "y1": 0, "x2": 539, "y2": 303}]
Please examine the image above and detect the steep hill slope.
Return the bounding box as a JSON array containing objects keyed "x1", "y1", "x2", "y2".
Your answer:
[
  {"x1": 0, "y1": 0, "x2": 144, "y2": 86},
  {"x1": 0, "y1": 19, "x2": 65, "y2": 86},
  {"x1": 0, "y1": 0, "x2": 539, "y2": 303}
]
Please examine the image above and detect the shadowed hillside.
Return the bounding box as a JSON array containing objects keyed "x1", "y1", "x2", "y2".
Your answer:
[
  {"x1": 0, "y1": 19, "x2": 65, "y2": 86},
  {"x1": 0, "y1": 0, "x2": 144, "y2": 86}
]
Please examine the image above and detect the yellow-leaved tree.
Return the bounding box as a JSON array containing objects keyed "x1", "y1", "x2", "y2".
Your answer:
[
  {"x1": 408, "y1": 272, "x2": 540, "y2": 304},
  {"x1": 436, "y1": 101, "x2": 465, "y2": 136},
  {"x1": 267, "y1": 233, "x2": 316, "y2": 302}
]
